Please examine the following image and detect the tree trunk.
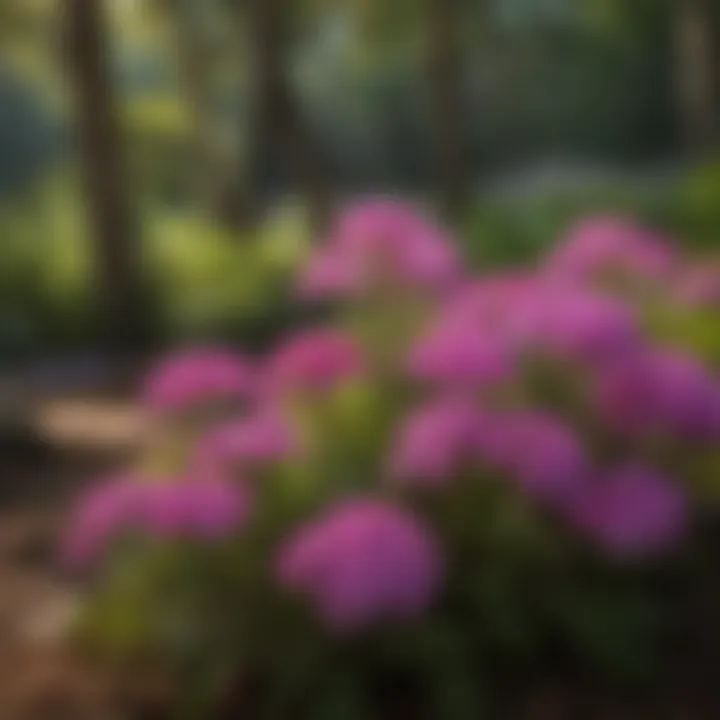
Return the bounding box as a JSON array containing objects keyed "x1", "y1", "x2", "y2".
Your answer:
[
  {"x1": 675, "y1": 0, "x2": 718, "y2": 155},
  {"x1": 225, "y1": 0, "x2": 330, "y2": 232},
  {"x1": 63, "y1": 0, "x2": 146, "y2": 350},
  {"x1": 425, "y1": 0, "x2": 471, "y2": 223}
]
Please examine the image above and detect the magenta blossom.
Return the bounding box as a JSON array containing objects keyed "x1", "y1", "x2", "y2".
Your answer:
[
  {"x1": 408, "y1": 319, "x2": 513, "y2": 388},
  {"x1": 266, "y1": 329, "x2": 366, "y2": 397},
  {"x1": 62, "y1": 476, "x2": 250, "y2": 569},
  {"x1": 389, "y1": 397, "x2": 486, "y2": 486},
  {"x1": 476, "y1": 410, "x2": 587, "y2": 502},
  {"x1": 298, "y1": 200, "x2": 462, "y2": 298},
  {"x1": 441, "y1": 279, "x2": 639, "y2": 366},
  {"x1": 440, "y1": 275, "x2": 551, "y2": 356},
  {"x1": 563, "y1": 465, "x2": 686, "y2": 559},
  {"x1": 141, "y1": 480, "x2": 251, "y2": 540},
  {"x1": 276, "y1": 499, "x2": 443, "y2": 632},
  {"x1": 547, "y1": 216, "x2": 676, "y2": 282},
  {"x1": 595, "y1": 349, "x2": 720, "y2": 441},
  {"x1": 299, "y1": 246, "x2": 361, "y2": 299},
  {"x1": 443, "y1": 273, "x2": 538, "y2": 328},
  {"x1": 526, "y1": 285, "x2": 640, "y2": 364},
  {"x1": 194, "y1": 410, "x2": 298, "y2": 477},
  {"x1": 61, "y1": 475, "x2": 145, "y2": 569},
  {"x1": 143, "y1": 348, "x2": 256, "y2": 413}
]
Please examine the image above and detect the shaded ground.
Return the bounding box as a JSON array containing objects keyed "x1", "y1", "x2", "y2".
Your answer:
[{"x1": 0, "y1": 376, "x2": 146, "y2": 718}]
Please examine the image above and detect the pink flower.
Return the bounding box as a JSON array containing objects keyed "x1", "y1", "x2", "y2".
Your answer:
[
  {"x1": 529, "y1": 286, "x2": 640, "y2": 364},
  {"x1": 547, "y1": 216, "x2": 676, "y2": 282},
  {"x1": 563, "y1": 465, "x2": 686, "y2": 559},
  {"x1": 143, "y1": 348, "x2": 256, "y2": 413},
  {"x1": 62, "y1": 476, "x2": 250, "y2": 569},
  {"x1": 61, "y1": 475, "x2": 144, "y2": 569},
  {"x1": 298, "y1": 247, "x2": 362, "y2": 299},
  {"x1": 443, "y1": 273, "x2": 538, "y2": 331},
  {"x1": 408, "y1": 320, "x2": 513, "y2": 387},
  {"x1": 389, "y1": 397, "x2": 486, "y2": 486},
  {"x1": 439, "y1": 275, "x2": 548, "y2": 358},
  {"x1": 399, "y1": 231, "x2": 463, "y2": 291},
  {"x1": 276, "y1": 499, "x2": 443, "y2": 632},
  {"x1": 297, "y1": 200, "x2": 462, "y2": 298},
  {"x1": 266, "y1": 329, "x2": 366, "y2": 396},
  {"x1": 595, "y1": 349, "x2": 720, "y2": 441},
  {"x1": 141, "y1": 480, "x2": 251, "y2": 540},
  {"x1": 442, "y1": 278, "x2": 639, "y2": 365},
  {"x1": 194, "y1": 410, "x2": 298, "y2": 476},
  {"x1": 476, "y1": 411, "x2": 587, "y2": 502}
]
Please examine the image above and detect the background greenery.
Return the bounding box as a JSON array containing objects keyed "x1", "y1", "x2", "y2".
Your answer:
[{"x1": 1, "y1": 0, "x2": 719, "y2": 359}]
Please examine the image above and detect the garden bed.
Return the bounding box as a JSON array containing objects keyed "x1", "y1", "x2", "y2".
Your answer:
[{"x1": 9, "y1": 203, "x2": 720, "y2": 718}]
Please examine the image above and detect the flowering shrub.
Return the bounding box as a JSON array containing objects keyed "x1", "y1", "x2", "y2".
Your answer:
[{"x1": 63, "y1": 202, "x2": 720, "y2": 716}]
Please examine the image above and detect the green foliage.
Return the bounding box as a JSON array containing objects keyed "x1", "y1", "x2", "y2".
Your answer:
[
  {"x1": 463, "y1": 170, "x2": 720, "y2": 269},
  {"x1": 670, "y1": 160, "x2": 720, "y2": 251},
  {"x1": 685, "y1": 449, "x2": 720, "y2": 503},
  {"x1": 3, "y1": 169, "x2": 719, "y2": 360},
  {"x1": 0, "y1": 180, "x2": 313, "y2": 358},
  {"x1": 0, "y1": 178, "x2": 93, "y2": 359},
  {"x1": 648, "y1": 303, "x2": 720, "y2": 369},
  {"x1": 123, "y1": 94, "x2": 195, "y2": 203},
  {"x1": 147, "y1": 206, "x2": 310, "y2": 347}
]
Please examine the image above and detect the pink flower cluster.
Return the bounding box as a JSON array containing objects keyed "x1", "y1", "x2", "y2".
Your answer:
[
  {"x1": 547, "y1": 215, "x2": 676, "y2": 282},
  {"x1": 391, "y1": 403, "x2": 586, "y2": 502},
  {"x1": 384, "y1": 211, "x2": 717, "y2": 560},
  {"x1": 416, "y1": 277, "x2": 640, "y2": 379},
  {"x1": 194, "y1": 410, "x2": 297, "y2": 478},
  {"x1": 62, "y1": 476, "x2": 250, "y2": 569},
  {"x1": 595, "y1": 348, "x2": 720, "y2": 440},
  {"x1": 63, "y1": 202, "x2": 719, "y2": 639},
  {"x1": 562, "y1": 466, "x2": 686, "y2": 559},
  {"x1": 389, "y1": 397, "x2": 484, "y2": 486},
  {"x1": 477, "y1": 410, "x2": 587, "y2": 502},
  {"x1": 299, "y1": 200, "x2": 462, "y2": 299},
  {"x1": 408, "y1": 322, "x2": 513, "y2": 388},
  {"x1": 265, "y1": 328, "x2": 366, "y2": 397},
  {"x1": 276, "y1": 500, "x2": 443, "y2": 632},
  {"x1": 143, "y1": 348, "x2": 256, "y2": 413}
]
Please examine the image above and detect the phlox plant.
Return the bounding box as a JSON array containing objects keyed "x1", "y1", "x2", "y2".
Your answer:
[{"x1": 62, "y1": 200, "x2": 720, "y2": 718}]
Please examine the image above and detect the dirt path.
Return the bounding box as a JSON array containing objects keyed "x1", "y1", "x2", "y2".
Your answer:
[{"x1": 0, "y1": 394, "x2": 144, "y2": 718}]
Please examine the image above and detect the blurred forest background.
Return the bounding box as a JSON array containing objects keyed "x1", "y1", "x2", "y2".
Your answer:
[{"x1": 1, "y1": 0, "x2": 720, "y2": 361}]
